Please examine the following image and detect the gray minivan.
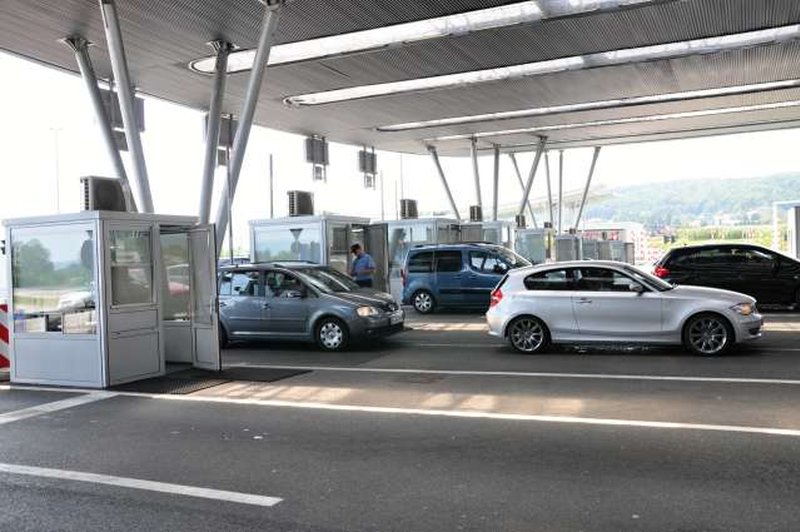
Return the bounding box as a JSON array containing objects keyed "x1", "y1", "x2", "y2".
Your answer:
[{"x1": 218, "y1": 262, "x2": 404, "y2": 351}]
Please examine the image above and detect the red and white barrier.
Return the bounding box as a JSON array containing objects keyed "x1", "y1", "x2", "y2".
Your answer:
[{"x1": 0, "y1": 303, "x2": 9, "y2": 368}]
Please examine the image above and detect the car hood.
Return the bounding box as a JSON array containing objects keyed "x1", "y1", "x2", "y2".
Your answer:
[
  {"x1": 329, "y1": 289, "x2": 398, "y2": 310},
  {"x1": 666, "y1": 285, "x2": 756, "y2": 305}
]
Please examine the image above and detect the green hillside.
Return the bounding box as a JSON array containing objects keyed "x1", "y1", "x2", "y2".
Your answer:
[{"x1": 586, "y1": 173, "x2": 800, "y2": 227}]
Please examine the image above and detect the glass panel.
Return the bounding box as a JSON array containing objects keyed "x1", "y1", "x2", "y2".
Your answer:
[
  {"x1": 265, "y1": 271, "x2": 305, "y2": 298},
  {"x1": 12, "y1": 226, "x2": 96, "y2": 334},
  {"x1": 435, "y1": 251, "x2": 463, "y2": 273},
  {"x1": 327, "y1": 224, "x2": 351, "y2": 275},
  {"x1": 408, "y1": 251, "x2": 434, "y2": 273},
  {"x1": 524, "y1": 269, "x2": 572, "y2": 291},
  {"x1": 110, "y1": 229, "x2": 153, "y2": 306},
  {"x1": 161, "y1": 233, "x2": 191, "y2": 321},
  {"x1": 190, "y1": 229, "x2": 216, "y2": 325},
  {"x1": 253, "y1": 225, "x2": 322, "y2": 263},
  {"x1": 577, "y1": 268, "x2": 640, "y2": 292},
  {"x1": 388, "y1": 224, "x2": 434, "y2": 278},
  {"x1": 220, "y1": 271, "x2": 262, "y2": 297}
]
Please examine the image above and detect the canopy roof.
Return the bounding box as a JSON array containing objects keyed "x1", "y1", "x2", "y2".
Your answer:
[{"x1": 3, "y1": 0, "x2": 800, "y2": 155}]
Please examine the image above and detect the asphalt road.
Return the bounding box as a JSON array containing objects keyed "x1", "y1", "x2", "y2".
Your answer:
[{"x1": 0, "y1": 312, "x2": 798, "y2": 531}]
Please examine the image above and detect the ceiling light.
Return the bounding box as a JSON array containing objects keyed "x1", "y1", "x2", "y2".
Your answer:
[
  {"x1": 189, "y1": 0, "x2": 658, "y2": 74},
  {"x1": 284, "y1": 24, "x2": 800, "y2": 107},
  {"x1": 377, "y1": 79, "x2": 800, "y2": 131},
  {"x1": 426, "y1": 100, "x2": 800, "y2": 142}
]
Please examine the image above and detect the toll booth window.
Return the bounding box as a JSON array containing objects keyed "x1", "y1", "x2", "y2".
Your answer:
[
  {"x1": 110, "y1": 229, "x2": 153, "y2": 306},
  {"x1": 161, "y1": 233, "x2": 190, "y2": 321},
  {"x1": 11, "y1": 226, "x2": 97, "y2": 334},
  {"x1": 252, "y1": 226, "x2": 321, "y2": 263},
  {"x1": 435, "y1": 251, "x2": 463, "y2": 273},
  {"x1": 219, "y1": 271, "x2": 261, "y2": 297}
]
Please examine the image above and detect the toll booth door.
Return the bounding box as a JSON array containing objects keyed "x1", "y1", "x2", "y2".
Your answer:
[
  {"x1": 365, "y1": 224, "x2": 389, "y2": 293},
  {"x1": 189, "y1": 226, "x2": 221, "y2": 371}
]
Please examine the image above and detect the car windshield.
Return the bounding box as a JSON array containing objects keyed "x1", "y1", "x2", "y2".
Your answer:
[
  {"x1": 623, "y1": 265, "x2": 674, "y2": 292},
  {"x1": 297, "y1": 267, "x2": 360, "y2": 293},
  {"x1": 495, "y1": 247, "x2": 531, "y2": 269}
]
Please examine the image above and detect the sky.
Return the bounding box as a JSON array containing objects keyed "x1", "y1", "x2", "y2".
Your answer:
[{"x1": 3, "y1": 50, "x2": 800, "y2": 291}]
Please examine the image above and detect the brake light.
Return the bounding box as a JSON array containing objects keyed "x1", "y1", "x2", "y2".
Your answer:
[
  {"x1": 654, "y1": 266, "x2": 670, "y2": 278},
  {"x1": 490, "y1": 288, "x2": 503, "y2": 308}
]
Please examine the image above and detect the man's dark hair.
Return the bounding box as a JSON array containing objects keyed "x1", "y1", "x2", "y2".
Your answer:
[{"x1": 350, "y1": 243, "x2": 362, "y2": 253}]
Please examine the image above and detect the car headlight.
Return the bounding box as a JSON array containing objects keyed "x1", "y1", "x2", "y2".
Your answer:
[
  {"x1": 356, "y1": 306, "x2": 380, "y2": 317},
  {"x1": 730, "y1": 303, "x2": 754, "y2": 316}
]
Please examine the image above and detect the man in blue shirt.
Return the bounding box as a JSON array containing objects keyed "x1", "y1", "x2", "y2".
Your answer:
[{"x1": 349, "y1": 243, "x2": 376, "y2": 288}]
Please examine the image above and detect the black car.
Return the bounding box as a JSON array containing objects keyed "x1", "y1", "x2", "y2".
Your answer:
[{"x1": 653, "y1": 244, "x2": 800, "y2": 308}]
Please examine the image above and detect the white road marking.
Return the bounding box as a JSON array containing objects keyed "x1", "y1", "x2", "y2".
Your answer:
[
  {"x1": 2, "y1": 384, "x2": 799, "y2": 437},
  {"x1": 0, "y1": 463, "x2": 282, "y2": 507},
  {"x1": 153, "y1": 394, "x2": 800, "y2": 438},
  {"x1": 0, "y1": 392, "x2": 116, "y2": 425},
  {"x1": 230, "y1": 363, "x2": 800, "y2": 385}
]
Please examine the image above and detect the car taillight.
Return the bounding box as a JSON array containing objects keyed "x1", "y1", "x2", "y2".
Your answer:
[
  {"x1": 654, "y1": 266, "x2": 670, "y2": 278},
  {"x1": 490, "y1": 288, "x2": 503, "y2": 308}
]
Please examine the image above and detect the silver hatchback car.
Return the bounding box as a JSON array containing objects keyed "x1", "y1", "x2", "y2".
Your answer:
[
  {"x1": 486, "y1": 261, "x2": 763, "y2": 355},
  {"x1": 218, "y1": 262, "x2": 404, "y2": 351}
]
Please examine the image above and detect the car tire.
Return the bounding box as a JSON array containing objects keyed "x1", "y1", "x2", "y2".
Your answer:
[
  {"x1": 682, "y1": 313, "x2": 733, "y2": 356},
  {"x1": 507, "y1": 316, "x2": 550, "y2": 354},
  {"x1": 316, "y1": 317, "x2": 350, "y2": 352},
  {"x1": 412, "y1": 290, "x2": 436, "y2": 314}
]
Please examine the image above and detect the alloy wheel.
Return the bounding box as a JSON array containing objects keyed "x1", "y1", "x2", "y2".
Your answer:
[
  {"x1": 509, "y1": 318, "x2": 545, "y2": 353},
  {"x1": 688, "y1": 316, "x2": 728, "y2": 355}
]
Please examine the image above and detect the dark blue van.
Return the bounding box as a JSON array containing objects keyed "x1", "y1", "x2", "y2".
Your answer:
[{"x1": 401, "y1": 243, "x2": 531, "y2": 313}]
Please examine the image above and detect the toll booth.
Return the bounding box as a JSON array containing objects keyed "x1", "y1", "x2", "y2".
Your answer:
[
  {"x1": 3, "y1": 211, "x2": 220, "y2": 389},
  {"x1": 461, "y1": 221, "x2": 514, "y2": 248},
  {"x1": 514, "y1": 228, "x2": 552, "y2": 264},
  {"x1": 386, "y1": 217, "x2": 460, "y2": 301},
  {"x1": 555, "y1": 235, "x2": 583, "y2": 262},
  {"x1": 249, "y1": 215, "x2": 390, "y2": 292}
]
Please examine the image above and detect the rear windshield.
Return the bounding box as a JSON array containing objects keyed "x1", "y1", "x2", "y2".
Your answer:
[{"x1": 296, "y1": 267, "x2": 359, "y2": 293}]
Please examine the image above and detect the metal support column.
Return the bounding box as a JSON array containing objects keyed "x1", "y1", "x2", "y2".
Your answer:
[
  {"x1": 573, "y1": 147, "x2": 602, "y2": 231},
  {"x1": 198, "y1": 40, "x2": 232, "y2": 225},
  {"x1": 427, "y1": 146, "x2": 461, "y2": 221},
  {"x1": 98, "y1": 0, "x2": 154, "y2": 213},
  {"x1": 508, "y1": 153, "x2": 536, "y2": 227},
  {"x1": 545, "y1": 151, "x2": 554, "y2": 227},
  {"x1": 558, "y1": 150, "x2": 564, "y2": 234},
  {"x1": 470, "y1": 137, "x2": 483, "y2": 210},
  {"x1": 517, "y1": 136, "x2": 548, "y2": 219},
  {"x1": 63, "y1": 35, "x2": 136, "y2": 211},
  {"x1": 492, "y1": 145, "x2": 500, "y2": 221},
  {"x1": 214, "y1": 0, "x2": 284, "y2": 251}
]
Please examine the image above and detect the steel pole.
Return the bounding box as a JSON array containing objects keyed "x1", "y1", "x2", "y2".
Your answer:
[
  {"x1": 64, "y1": 35, "x2": 136, "y2": 211},
  {"x1": 517, "y1": 136, "x2": 548, "y2": 218},
  {"x1": 508, "y1": 153, "x2": 536, "y2": 227},
  {"x1": 470, "y1": 137, "x2": 483, "y2": 210},
  {"x1": 558, "y1": 150, "x2": 564, "y2": 235},
  {"x1": 492, "y1": 145, "x2": 500, "y2": 221},
  {"x1": 545, "y1": 151, "x2": 554, "y2": 227},
  {"x1": 573, "y1": 147, "x2": 602, "y2": 231},
  {"x1": 269, "y1": 153, "x2": 275, "y2": 219},
  {"x1": 215, "y1": 1, "x2": 284, "y2": 251},
  {"x1": 98, "y1": 0, "x2": 154, "y2": 213},
  {"x1": 198, "y1": 40, "x2": 232, "y2": 224},
  {"x1": 427, "y1": 146, "x2": 461, "y2": 221}
]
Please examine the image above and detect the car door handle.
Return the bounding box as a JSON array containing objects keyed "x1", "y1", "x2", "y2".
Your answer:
[
  {"x1": 262, "y1": 303, "x2": 271, "y2": 309},
  {"x1": 576, "y1": 298, "x2": 593, "y2": 304}
]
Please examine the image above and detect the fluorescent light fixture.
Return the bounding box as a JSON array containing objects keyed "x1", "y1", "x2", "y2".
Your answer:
[
  {"x1": 378, "y1": 79, "x2": 800, "y2": 131},
  {"x1": 284, "y1": 24, "x2": 800, "y2": 107},
  {"x1": 426, "y1": 100, "x2": 800, "y2": 142},
  {"x1": 189, "y1": 0, "x2": 656, "y2": 74}
]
